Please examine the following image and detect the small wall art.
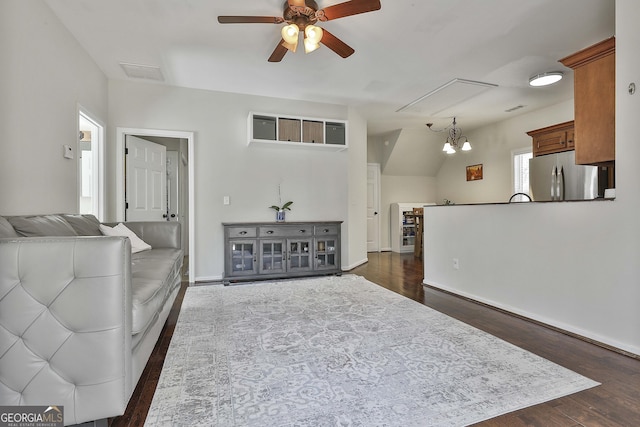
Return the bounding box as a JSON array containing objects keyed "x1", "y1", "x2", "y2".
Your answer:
[{"x1": 466, "y1": 164, "x2": 483, "y2": 181}]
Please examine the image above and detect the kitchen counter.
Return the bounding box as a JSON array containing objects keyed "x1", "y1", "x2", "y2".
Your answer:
[{"x1": 425, "y1": 198, "x2": 615, "y2": 207}]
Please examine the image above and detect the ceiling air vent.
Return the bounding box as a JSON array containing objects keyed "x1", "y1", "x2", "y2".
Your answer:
[
  {"x1": 505, "y1": 105, "x2": 526, "y2": 113},
  {"x1": 119, "y1": 62, "x2": 164, "y2": 81}
]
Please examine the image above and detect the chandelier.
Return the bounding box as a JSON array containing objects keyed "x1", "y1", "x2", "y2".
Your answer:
[{"x1": 426, "y1": 117, "x2": 471, "y2": 154}]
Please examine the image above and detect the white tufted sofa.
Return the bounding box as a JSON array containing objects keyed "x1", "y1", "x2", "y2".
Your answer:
[{"x1": 0, "y1": 214, "x2": 183, "y2": 426}]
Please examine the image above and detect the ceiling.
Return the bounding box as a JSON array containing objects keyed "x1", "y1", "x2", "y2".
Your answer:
[{"x1": 44, "y1": 0, "x2": 614, "y2": 137}]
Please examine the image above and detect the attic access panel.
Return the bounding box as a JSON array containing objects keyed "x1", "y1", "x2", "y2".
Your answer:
[{"x1": 397, "y1": 78, "x2": 498, "y2": 117}]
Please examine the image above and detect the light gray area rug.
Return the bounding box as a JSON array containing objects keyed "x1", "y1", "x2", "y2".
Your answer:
[{"x1": 145, "y1": 275, "x2": 599, "y2": 426}]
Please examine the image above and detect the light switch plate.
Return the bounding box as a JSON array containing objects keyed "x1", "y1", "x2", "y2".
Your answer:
[
  {"x1": 63, "y1": 144, "x2": 74, "y2": 159},
  {"x1": 223, "y1": 196, "x2": 230, "y2": 205}
]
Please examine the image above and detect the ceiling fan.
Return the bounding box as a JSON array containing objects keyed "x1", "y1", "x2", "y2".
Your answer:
[{"x1": 218, "y1": 0, "x2": 381, "y2": 62}]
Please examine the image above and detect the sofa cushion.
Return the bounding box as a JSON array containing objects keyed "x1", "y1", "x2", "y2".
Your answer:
[
  {"x1": 7, "y1": 215, "x2": 77, "y2": 237},
  {"x1": 129, "y1": 249, "x2": 183, "y2": 336},
  {"x1": 63, "y1": 214, "x2": 102, "y2": 236},
  {"x1": 0, "y1": 216, "x2": 19, "y2": 238}
]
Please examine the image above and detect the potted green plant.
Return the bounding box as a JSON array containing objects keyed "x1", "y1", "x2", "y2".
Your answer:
[{"x1": 270, "y1": 201, "x2": 292, "y2": 222}]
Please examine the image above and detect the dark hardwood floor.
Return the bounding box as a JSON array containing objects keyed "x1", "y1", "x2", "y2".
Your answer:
[{"x1": 111, "y1": 252, "x2": 640, "y2": 426}]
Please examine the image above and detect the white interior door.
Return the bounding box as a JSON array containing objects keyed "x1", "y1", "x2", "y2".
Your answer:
[
  {"x1": 366, "y1": 163, "x2": 381, "y2": 252},
  {"x1": 126, "y1": 135, "x2": 167, "y2": 221}
]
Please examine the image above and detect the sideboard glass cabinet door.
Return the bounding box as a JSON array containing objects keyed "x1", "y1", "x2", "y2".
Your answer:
[
  {"x1": 315, "y1": 238, "x2": 338, "y2": 270},
  {"x1": 288, "y1": 239, "x2": 312, "y2": 272},
  {"x1": 260, "y1": 240, "x2": 285, "y2": 274},
  {"x1": 229, "y1": 240, "x2": 258, "y2": 276}
]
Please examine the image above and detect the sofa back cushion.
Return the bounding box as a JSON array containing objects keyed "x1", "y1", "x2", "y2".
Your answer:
[
  {"x1": 7, "y1": 215, "x2": 77, "y2": 237},
  {"x1": 0, "y1": 216, "x2": 20, "y2": 238},
  {"x1": 63, "y1": 214, "x2": 102, "y2": 236}
]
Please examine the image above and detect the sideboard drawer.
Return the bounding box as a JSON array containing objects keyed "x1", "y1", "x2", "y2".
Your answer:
[
  {"x1": 315, "y1": 224, "x2": 339, "y2": 235},
  {"x1": 227, "y1": 227, "x2": 257, "y2": 238},
  {"x1": 259, "y1": 226, "x2": 313, "y2": 237}
]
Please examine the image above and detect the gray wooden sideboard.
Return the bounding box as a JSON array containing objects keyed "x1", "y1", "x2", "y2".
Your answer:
[{"x1": 222, "y1": 221, "x2": 342, "y2": 284}]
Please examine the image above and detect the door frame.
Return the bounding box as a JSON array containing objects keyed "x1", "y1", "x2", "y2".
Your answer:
[
  {"x1": 116, "y1": 127, "x2": 195, "y2": 283},
  {"x1": 77, "y1": 105, "x2": 105, "y2": 221},
  {"x1": 367, "y1": 163, "x2": 381, "y2": 252}
]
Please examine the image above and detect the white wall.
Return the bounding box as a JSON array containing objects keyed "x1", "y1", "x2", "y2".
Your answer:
[
  {"x1": 436, "y1": 100, "x2": 574, "y2": 204},
  {"x1": 379, "y1": 128, "x2": 445, "y2": 176},
  {"x1": 425, "y1": 0, "x2": 640, "y2": 356},
  {"x1": 108, "y1": 81, "x2": 366, "y2": 281},
  {"x1": 345, "y1": 108, "x2": 368, "y2": 268},
  {"x1": 0, "y1": 1, "x2": 108, "y2": 214}
]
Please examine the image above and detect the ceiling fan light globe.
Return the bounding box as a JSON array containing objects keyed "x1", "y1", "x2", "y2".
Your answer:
[
  {"x1": 282, "y1": 39, "x2": 298, "y2": 52},
  {"x1": 461, "y1": 141, "x2": 472, "y2": 151},
  {"x1": 304, "y1": 39, "x2": 321, "y2": 53},
  {"x1": 281, "y1": 24, "x2": 299, "y2": 44},
  {"x1": 305, "y1": 25, "x2": 323, "y2": 44},
  {"x1": 443, "y1": 142, "x2": 452, "y2": 152}
]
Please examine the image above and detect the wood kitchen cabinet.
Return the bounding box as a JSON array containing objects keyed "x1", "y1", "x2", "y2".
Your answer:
[
  {"x1": 560, "y1": 37, "x2": 615, "y2": 166},
  {"x1": 528, "y1": 121, "x2": 575, "y2": 157}
]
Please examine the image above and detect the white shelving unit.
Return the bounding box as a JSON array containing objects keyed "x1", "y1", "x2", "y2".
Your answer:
[
  {"x1": 248, "y1": 112, "x2": 348, "y2": 151},
  {"x1": 390, "y1": 203, "x2": 431, "y2": 253}
]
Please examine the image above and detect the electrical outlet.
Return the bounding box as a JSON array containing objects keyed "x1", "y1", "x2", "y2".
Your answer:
[
  {"x1": 453, "y1": 258, "x2": 459, "y2": 270},
  {"x1": 223, "y1": 196, "x2": 230, "y2": 205}
]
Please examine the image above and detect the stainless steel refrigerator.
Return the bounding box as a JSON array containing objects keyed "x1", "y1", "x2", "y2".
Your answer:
[{"x1": 529, "y1": 151, "x2": 598, "y2": 201}]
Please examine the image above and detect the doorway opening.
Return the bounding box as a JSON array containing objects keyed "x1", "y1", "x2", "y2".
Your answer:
[
  {"x1": 116, "y1": 128, "x2": 195, "y2": 283},
  {"x1": 78, "y1": 108, "x2": 105, "y2": 220}
]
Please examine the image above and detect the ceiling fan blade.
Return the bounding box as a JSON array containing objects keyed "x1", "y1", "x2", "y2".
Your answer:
[
  {"x1": 218, "y1": 16, "x2": 283, "y2": 24},
  {"x1": 317, "y1": 0, "x2": 381, "y2": 21},
  {"x1": 320, "y1": 29, "x2": 355, "y2": 58},
  {"x1": 268, "y1": 40, "x2": 289, "y2": 62}
]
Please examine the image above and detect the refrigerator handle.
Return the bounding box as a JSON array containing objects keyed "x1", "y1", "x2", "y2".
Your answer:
[
  {"x1": 558, "y1": 165, "x2": 565, "y2": 201},
  {"x1": 550, "y1": 166, "x2": 557, "y2": 201}
]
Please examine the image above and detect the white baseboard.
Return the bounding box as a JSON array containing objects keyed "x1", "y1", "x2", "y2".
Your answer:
[
  {"x1": 194, "y1": 274, "x2": 223, "y2": 283},
  {"x1": 425, "y1": 280, "x2": 640, "y2": 358},
  {"x1": 342, "y1": 257, "x2": 368, "y2": 271}
]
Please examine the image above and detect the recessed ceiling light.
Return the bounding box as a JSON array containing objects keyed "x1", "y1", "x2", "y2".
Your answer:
[{"x1": 529, "y1": 72, "x2": 563, "y2": 87}]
